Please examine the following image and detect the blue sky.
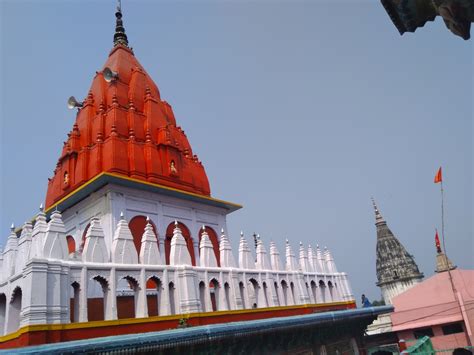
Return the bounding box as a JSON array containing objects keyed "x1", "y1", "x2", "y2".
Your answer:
[{"x1": 0, "y1": 0, "x2": 472, "y2": 302}]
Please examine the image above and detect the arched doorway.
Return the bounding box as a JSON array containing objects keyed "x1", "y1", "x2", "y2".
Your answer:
[
  {"x1": 239, "y1": 282, "x2": 246, "y2": 309},
  {"x1": 262, "y1": 282, "x2": 269, "y2": 307},
  {"x1": 249, "y1": 279, "x2": 259, "y2": 308},
  {"x1": 165, "y1": 222, "x2": 195, "y2": 265},
  {"x1": 209, "y1": 279, "x2": 219, "y2": 311},
  {"x1": 70, "y1": 282, "x2": 80, "y2": 322},
  {"x1": 290, "y1": 282, "x2": 296, "y2": 305},
  {"x1": 199, "y1": 281, "x2": 206, "y2": 312},
  {"x1": 116, "y1": 276, "x2": 139, "y2": 319},
  {"x1": 274, "y1": 282, "x2": 280, "y2": 306},
  {"x1": 146, "y1": 276, "x2": 162, "y2": 317},
  {"x1": 328, "y1": 281, "x2": 334, "y2": 302},
  {"x1": 7, "y1": 287, "x2": 22, "y2": 334},
  {"x1": 0, "y1": 293, "x2": 6, "y2": 335},
  {"x1": 198, "y1": 227, "x2": 220, "y2": 266},
  {"x1": 224, "y1": 282, "x2": 231, "y2": 310},
  {"x1": 87, "y1": 275, "x2": 108, "y2": 321},
  {"x1": 281, "y1": 280, "x2": 289, "y2": 306},
  {"x1": 169, "y1": 282, "x2": 177, "y2": 315},
  {"x1": 129, "y1": 216, "x2": 158, "y2": 254},
  {"x1": 311, "y1": 280, "x2": 317, "y2": 303},
  {"x1": 319, "y1": 280, "x2": 326, "y2": 303}
]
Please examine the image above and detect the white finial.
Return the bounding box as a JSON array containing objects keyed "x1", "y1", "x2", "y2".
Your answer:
[
  {"x1": 39, "y1": 203, "x2": 44, "y2": 212},
  {"x1": 120, "y1": 211, "x2": 124, "y2": 219},
  {"x1": 202, "y1": 224, "x2": 206, "y2": 231},
  {"x1": 174, "y1": 220, "x2": 178, "y2": 227},
  {"x1": 221, "y1": 228, "x2": 225, "y2": 234},
  {"x1": 10, "y1": 223, "x2": 15, "y2": 232},
  {"x1": 286, "y1": 238, "x2": 289, "y2": 244},
  {"x1": 146, "y1": 216, "x2": 150, "y2": 222},
  {"x1": 240, "y1": 230, "x2": 244, "y2": 237},
  {"x1": 299, "y1": 241, "x2": 303, "y2": 246}
]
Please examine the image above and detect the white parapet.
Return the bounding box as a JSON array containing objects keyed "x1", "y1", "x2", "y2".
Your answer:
[{"x1": 0, "y1": 213, "x2": 354, "y2": 337}]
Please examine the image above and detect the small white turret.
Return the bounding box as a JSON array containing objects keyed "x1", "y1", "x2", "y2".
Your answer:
[
  {"x1": 219, "y1": 228, "x2": 236, "y2": 267},
  {"x1": 111, "y1": 212, "x2": 138, "y2": 264},
  {"x1": 285, "y1": 239, "x2": 298, "y2": 271},
  {"x1": 83, "y1": 217, "x2": 109, "y2": 263},
  {"x1": 4, "y1": 224, "x2": 18, "y2": 277},
  {"x1": 199, "y1": 226, "x2": 217, "y2": 268},
  {"x1": 169, "y1": 221, "x2": 192, "y2": 266},
  {"x1": 31, "y1": 204, "x2": 47, "y2": 258},
  {"x1": 238, "y1": 231, "x2": 255, "y2": 269},
  {"x1": 324, "y1": 247, "x2": 338, "y2": 273},
  {"x1": 16, "y1": 221, "x2": 33, "y2": 272},
  {"x1": 255, "y1": 237, "x2": 271, "y2": 270},
  {"x1": 316, "y1": 245, "x2": 326, "y2": 273},
  {"x1": 307, "y1": 244, "x2": 316, "y2": 272},
  {"x1": 139, "y1": 217, "x2": 162, "y2": 265},
  {"x1": 42, "y1": 211, "x2": 68, "y2": 260},
  {"x1": 299, "y1": 242, "x2": 310, "y2": 272},
  {"x1": 269, "y1": 241, "x2": 283, "y2": 271}
]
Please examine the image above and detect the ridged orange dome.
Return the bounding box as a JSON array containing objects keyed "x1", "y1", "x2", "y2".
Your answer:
[{"x1": 45, "y1": 43, "x2": 210, "y2": 209}]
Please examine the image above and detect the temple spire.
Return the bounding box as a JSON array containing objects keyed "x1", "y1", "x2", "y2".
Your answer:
[
  {"x1": 113, "y1": 0, "x2": 129, "y2": 47},
  {"x1": 371, "y1": 197, "x2": 385, "y2": 225}
]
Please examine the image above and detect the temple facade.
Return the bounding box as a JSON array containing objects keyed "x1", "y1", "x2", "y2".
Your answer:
[
  {"x1": 373, "y1": 200, "x2": 424, "y2": 305},
  {"x1": 0, "y1": 4, "x2": 355, "y2": 348}
]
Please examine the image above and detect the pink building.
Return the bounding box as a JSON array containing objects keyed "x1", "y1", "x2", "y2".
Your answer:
[{"x1": 391, "y1": 268, "x2": 474, "y2": 352}]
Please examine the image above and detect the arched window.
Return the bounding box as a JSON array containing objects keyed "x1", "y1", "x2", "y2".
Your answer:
[
  {"x1": 129, "y1": 216, "x2": 158, "y2": 254},
  {"x1": 198, "y1": 227, "x2": 220, "y2": 266},
  {"x1": 146, "y1": 277, "x2": 162, "y2": 317},
  {"x1": 66, "y1": 235, "x2": 76, "y2": 254},
  {"x1": 165, "y1": 222, "x2": 195, "y2": 266},
  {"x1": 70, "y1": 282, "x2": 80, "y2": 323}
]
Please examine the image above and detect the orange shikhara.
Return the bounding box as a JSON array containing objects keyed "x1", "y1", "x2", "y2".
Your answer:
[{"x1": 45, "y1": 44, "x2": 210, "y2": 208}]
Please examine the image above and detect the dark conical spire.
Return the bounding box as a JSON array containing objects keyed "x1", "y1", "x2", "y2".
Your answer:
[
  {"x1": 371, "y1": 197, "x2": 385, "y2": 225},
  {"x1": 373, "y1": 200, "x2": 424, "y2": 303},
  {"x1": 114, "y1": 0, "x2": 129, "y2": 47}
]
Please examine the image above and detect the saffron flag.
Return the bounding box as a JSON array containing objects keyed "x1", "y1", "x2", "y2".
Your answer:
[
  {"x1": 434, "y1": 167, "x2": 442, "y2": 183},
  {"x1": 435, "y1": 229, "x2": 441, "y2": 251}
]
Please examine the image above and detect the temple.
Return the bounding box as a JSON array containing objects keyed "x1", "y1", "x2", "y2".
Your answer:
[
  {"x1": 0, "y1": 4, "x2": 355, "y2": 349},
  {"x1": 372, "y1": 199, "x2": 423, "y2": 305}
]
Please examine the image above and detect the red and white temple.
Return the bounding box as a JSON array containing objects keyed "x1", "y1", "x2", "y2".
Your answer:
[{"x1": 0, "y1": 4, "x2": 355, "y2": 349}]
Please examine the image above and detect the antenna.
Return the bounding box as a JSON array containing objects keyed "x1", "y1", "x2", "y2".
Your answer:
[
  {"x1": 103, "y1": 67, "x2": 119, "y2": 82},
  {"x1": 67, "y1": 96, "x2": 83, "y2": 110},
  {"x1": 117, "y1": 0, "x2": 122, "y2": 12}
]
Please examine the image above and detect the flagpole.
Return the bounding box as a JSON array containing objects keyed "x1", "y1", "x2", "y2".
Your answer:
[{"x1": 440, "y1": 180, "x2": 447, "y2": 256}]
